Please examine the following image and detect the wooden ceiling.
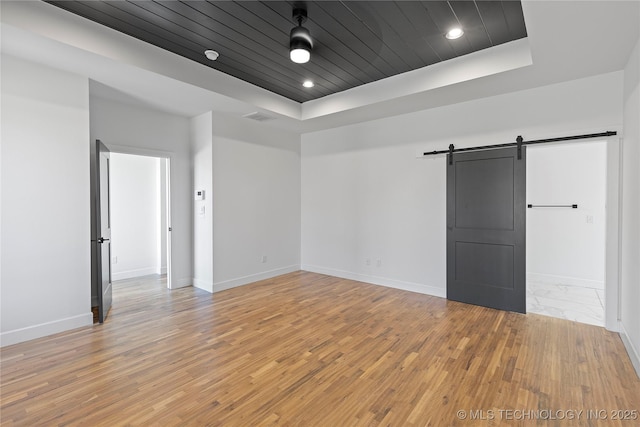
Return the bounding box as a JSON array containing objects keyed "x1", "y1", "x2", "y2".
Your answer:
[{"x1": 46, "y1": 1, "x2": 528, "y2": 103}]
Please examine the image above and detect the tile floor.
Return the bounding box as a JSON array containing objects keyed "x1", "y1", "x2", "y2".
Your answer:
[{"x1": 526, "y1": 281, "x2": 604, "y2": 327}]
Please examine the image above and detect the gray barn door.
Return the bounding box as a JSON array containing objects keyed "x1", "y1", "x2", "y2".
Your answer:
[{"x1": 447, "y1": 147, "x2": 526, "y2": 313}]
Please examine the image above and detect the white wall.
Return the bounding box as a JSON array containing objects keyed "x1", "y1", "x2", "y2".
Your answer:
[
  {"x1": 89, "y1": 95, "x2": 192, "y2": 288},
  {"x1": 620, "y1": 36, "x2": 640, "y2": 375},
  {"x1": 526, "y1": 142, "x2": 607, "y2": 287},
  {"x1": 301, "y1": 72, "x2": 622, "y2": 298},
  {"x1": 110, "y1": 153, "x2": 161, "y2": 281},
  {"x1": 1, "y1": 55, "x2": 93, "y2": 346},
  {"x1": 190, "y1": 112, "x2": 214, "y2": 291},
  {"x1": 209, "y1": 114, "x2": 301, "y2": 291}
]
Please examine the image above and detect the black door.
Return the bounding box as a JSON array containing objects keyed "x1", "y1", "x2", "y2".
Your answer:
[
  {"x1": 91, "y1": 140, "x2": 112, "y2": 323},
  {"x1": 447, "y1": 147, "x2": 526, "y2": 313}
]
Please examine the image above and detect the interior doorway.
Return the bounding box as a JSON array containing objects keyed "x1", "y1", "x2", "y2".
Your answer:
[
  {"x1": 109, "y1": 153, "x2": 170, "y2": 284},
  {"x1": 526, "y1": 140, "x2": 607, "y2": 326},
  {"x1": 92, "y1": 150, "x2": 172, "y2": 322}
]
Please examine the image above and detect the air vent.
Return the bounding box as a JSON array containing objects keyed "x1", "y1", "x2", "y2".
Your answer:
[{"x1": 242, "y1": 112, "x2": 275, "y2": 122}]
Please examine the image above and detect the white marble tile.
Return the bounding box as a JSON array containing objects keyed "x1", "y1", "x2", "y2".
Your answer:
[
  {"x1": 527, "y1": 303, "x2": 567, "y2": 319},
  {"x1": 526, "y1": 281, "x2": 604, "y2": 327},
  {"x1": 528, "y1": 282, "x2": 601, "y2": 298},
  {"x1": 568, "y1": 311, "x2": 604, "y2": 327},
  {"x1": 529, "y1": 290, "x2": 601, "y2": 307},
  {"x1": 535, "y1": 295, "x2": 601, "y2": 314}
]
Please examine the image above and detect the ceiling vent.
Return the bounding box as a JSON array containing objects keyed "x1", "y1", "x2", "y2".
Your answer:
[{"x1": 242, "y1": 112, "x2": 275, "y2": 122}]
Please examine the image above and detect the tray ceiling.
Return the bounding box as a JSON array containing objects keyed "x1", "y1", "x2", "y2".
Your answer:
[{"x1": 45, "y1": 1, "x2": 528, "y2": 103}]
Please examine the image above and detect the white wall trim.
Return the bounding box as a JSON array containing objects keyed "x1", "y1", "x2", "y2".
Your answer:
[
  {"x1": 605, "y1": 137, "x2": 622, "y2": 331},
  {"x1": 113, "y1": 267, "x2": 159, "y2": 282},
  {"x1": 170, "y1": 277, "x2": 192, "y2": 290},
  {"x1": 105, "y1": 143, "x2": 178, "y2": 291},
  {"x1": 301, "y1": 265, "x2": 446, "y2": 299},
  {"x1": 526, "y1": 272, "x2": 604, "y2": 290},
  {"x1": 0, "y1": 313, "x2": 93, "y2": 348},
  {"x1": 212, "y1": 265, "x2": 300, "y2": 293},
  {"x1": 104, "y1": 143, "x2": 174, "y2": 159},
  {"x1": 193, "y1": 278, "x2": 213, "y2": 293},
  {"x1": 619, "y1": 322, "x2": 640, "y2": 379}
]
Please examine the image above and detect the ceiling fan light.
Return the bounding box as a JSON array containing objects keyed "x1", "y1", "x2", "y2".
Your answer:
[
  {"x1": 290, "y1": 48, "x2": 311, "y2": 64},
  {"x1": 289, "y1": 20, "x2": 312, "y2": 64}
]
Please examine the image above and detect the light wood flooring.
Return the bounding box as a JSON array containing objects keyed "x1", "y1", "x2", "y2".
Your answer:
[{"x1": 1, "y1": 271, "x2": 639, "y2": 426}]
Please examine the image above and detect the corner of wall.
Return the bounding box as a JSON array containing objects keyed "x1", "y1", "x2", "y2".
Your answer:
[
  {"x1": 190, "y1": 111, "x2": 214, "y2": 293},
  {"x1": 170, "y1": 277, "x2": 193, "y2": 290},
  {"x1": 619, "y1": 31, "x2": 640, "y2": 379},
  {"x1": 212, "y1": 265, "x2": 300, "y2": 293},
  {"x1": 193, "y1": 278, "x2": 213, "y2": 293},
  {"x1": 208, "y1": 115, "x2": 301, "y2": 291},
  {"x1": 301, "y1": 265, "x2": 446, "y2": 299},
  {"x1": 619, "y1": 322, "x2": 640, "y2": 379}
]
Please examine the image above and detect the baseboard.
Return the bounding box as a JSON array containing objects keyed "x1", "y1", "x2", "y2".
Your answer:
[
  {"x1": 619, "y1": 322, "x2": 640, "y2": 379},
  {"x1": 159, "y1": 266, "x2": 167, "y2": 275},
  {"x1": 170, "y1": 277, "x2": 192, "y2": 289},
  {"x1": 526, "y1": 272, "x2": 604, "y2": 289},
  {"x1": 193, "y1": 278, "x2": 213, "y2": 293},
  {"x1": 113, "y1": 267, "x2": 159, "y2": 281},
  {"x1": 212, "y1": 265, "x2": 300, "y2": 293},
  {"x1": 301, "y1": 264, "x2": 446, "y2": 299},
  {"x1": 0, "y1": 313, "x2": 93, "y2": 347}
]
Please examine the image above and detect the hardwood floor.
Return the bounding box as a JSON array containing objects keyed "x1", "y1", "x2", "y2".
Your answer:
[{"x1": 1, "y1": 271, "x2": 639, "y2": 426}]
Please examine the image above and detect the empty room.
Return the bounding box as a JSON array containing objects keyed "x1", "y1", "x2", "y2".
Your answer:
[{"x1": 1, "y1": 1, "x2": 639, "y2": 425}]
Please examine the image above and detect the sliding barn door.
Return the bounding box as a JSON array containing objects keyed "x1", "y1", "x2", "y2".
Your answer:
[{"x1": 447, "y1": 147, "x2": 526, "y2": 313}]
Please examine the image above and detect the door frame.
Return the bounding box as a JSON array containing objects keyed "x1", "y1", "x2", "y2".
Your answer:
[
  {"x1": 526, "y1": 138, "x2": 616, "y2": 328},
  {"x1": 520, "y1": 136, "x2": 620, "y2": 331},
  {"x1": 102, "y1": 143, "x2": 174, "y2": 290},
  {"x1": 524, "y1": 136, "x2": 621, "y2": 331},
  {"x1": 605, "y1": 137, "x2": 621, "y2": 332}
]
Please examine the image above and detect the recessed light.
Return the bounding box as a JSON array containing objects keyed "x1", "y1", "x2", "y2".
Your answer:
[
  {"x1": 302, "y1": 80, "x2": 314, "y2": 88},
  {"x1": 204, "y1": 50, "x2": 219, "y2": 61},
  {"x1": 445, "y1": 27, "x2": 464, "y2": 40}
]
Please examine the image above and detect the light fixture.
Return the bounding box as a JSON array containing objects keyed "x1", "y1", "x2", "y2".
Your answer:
[
  {"x1": 302, "y1": 80, "x2": 314, "y2": 88},
  {"x1": 204, "y1": 50, "x2": 219, "y2": 61},
  {"x1": 290, "y1": 8, "x2": 312, "y2": 64},
  {"x1": 445, "y1": 27, "x2": 464, "y2": 40}
]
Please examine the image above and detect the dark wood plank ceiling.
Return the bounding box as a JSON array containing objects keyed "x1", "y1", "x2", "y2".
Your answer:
[{"x1": 46, "y1": 1, "x2": 527, "y2": 103}]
